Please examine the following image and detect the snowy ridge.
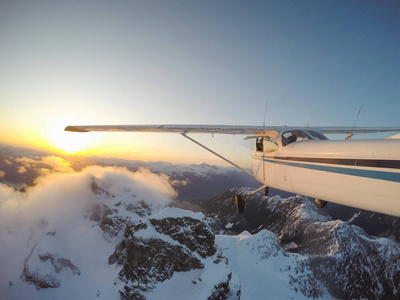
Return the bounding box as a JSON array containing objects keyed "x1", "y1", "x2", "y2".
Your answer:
[
  {"x1": 190, "y1": 188, "x2": 400, "y2": 299},
  {"x1": 1, "y1": 165, "x2": 400, "y2": 299},
  {"x1": 216, "y1": 230, "x2": 324, "y2": 299},
  {"x1": 151, "y1": 206, "x2": 205, "y2": 221},
  {"x1": 1, "y1": 167, "x2": 329, "y2": 300}
]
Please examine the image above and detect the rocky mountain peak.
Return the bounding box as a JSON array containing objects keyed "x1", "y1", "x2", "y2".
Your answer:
[
  {"x1": 108, "y1": 210, "x2": 217, "y2": 299},
  {"x1": 188, "y1": 188, "x2": 400, "y2": 299},
  {"x1": 3, "y1": 169, "x2": 400, "y2": 299}
]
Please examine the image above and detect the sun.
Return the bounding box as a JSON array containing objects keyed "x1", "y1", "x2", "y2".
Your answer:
[
  {"x1": 52, "y1": 131, "x2": 94, "y2": 154},
  {"x1": 43, "y1": 119, "x2": 97, "y2": 154}
]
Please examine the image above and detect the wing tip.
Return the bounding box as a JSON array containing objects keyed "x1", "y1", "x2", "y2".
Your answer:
[{"x1": 64, "y1": 126, "x2": 89, "y2": 132}]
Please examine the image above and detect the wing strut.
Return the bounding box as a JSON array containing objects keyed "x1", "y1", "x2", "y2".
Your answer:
[
  {"x1": 249, "y1": 184, "x2": 268, "y2": 195},
  {"x1": 181, "y1": 133, "x2": 255, "y2": 178}
]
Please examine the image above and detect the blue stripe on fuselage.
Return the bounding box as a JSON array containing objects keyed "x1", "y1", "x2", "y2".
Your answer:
[{"x1": 261, "y1": 158, "x2": 400, "y2": 183}]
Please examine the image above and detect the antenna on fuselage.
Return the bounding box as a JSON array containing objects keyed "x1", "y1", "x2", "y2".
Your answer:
[
  {"x1": 346, "y1": 104, "x2": 363, "y2": 140},
  {"x1": 263, "y1": 99, "x2": 269, "y2": 127}
]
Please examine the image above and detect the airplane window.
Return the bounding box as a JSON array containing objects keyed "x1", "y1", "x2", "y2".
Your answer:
[
  {"x1": 255, "y1": 137, "x2": 278, "y2": 152},
  {"x1": 256, "y1": 138, "x2": 263, "y2": 152},
  {"x1": 305, "y1": 130, "x2": 329, "y2": 140},
  {"x1": 264, "y1": 137, "x2": 278, "y2": 152},
  {"x1": 282, "y1": 130, "x2": 311, "y2": 146}
]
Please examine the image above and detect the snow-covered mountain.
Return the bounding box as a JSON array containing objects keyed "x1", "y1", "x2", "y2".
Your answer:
[
  {"x1": 185, "y1": 189, "x2": 400, "y2": 299},
  {"x1": 1, "y1": 169, "x2": 328, "y2": 300},
  {"x1": 1, "y1": 144, "x2": 400, "y2": 299}
]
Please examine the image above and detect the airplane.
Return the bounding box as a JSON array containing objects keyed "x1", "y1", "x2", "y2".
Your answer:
[{"x1": 65, "y1": 124, "x2": 400, "y2": 217}]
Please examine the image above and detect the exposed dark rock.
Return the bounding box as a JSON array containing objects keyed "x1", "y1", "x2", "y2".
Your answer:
[
  {"x1": 21, "y1": 246, "x2": 80, "y2": 290},
  {"x1": 39, "y1": 253, "x2": 81, "y2": 275},
  {"x1": 208, "y1": 272, "x2": 241, "y2": 300},
  {"x1": 125, "y1": 200, "x2": 152, "y2": 217},
  {"x1": 288, "y1": 261, "x2": 322, "y2": 299},
  {"x1": 22, "y1": 269, "x2": 61, "y2": 290},
  {"x1": 90, "y1": 176, "x2": 111, "y2": 197},
  {"x1": 21, "y1": 246, "x2": 60, "y2": 290},
  {"x1": 150, "y1": 216, "x2": 216, "y2": 258},
  {"x1": 109, "y1": 216, "x2": 212, "y2": 299}
]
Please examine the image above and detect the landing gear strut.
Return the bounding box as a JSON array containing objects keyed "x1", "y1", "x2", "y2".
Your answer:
[
  {"x1": 235, "y1": 195, "x2": 245, "y2": 213},
  {"x1": 235, "y1": 185, "x2": 269, "y2": 213},
  {"x1": 315, "y1": 198, "x2": 328, "y2": 208}
]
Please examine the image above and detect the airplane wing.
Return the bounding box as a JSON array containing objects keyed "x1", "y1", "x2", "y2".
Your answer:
[
  {"x1": 316, "y1": 127, "x2": 400, "y2": 134},
  {"x1": 65, "y1": 125, "x2": 400, "y2": 135},
  {"x1": 64, "y1": 125, "x2": 276, "y2": 135}
]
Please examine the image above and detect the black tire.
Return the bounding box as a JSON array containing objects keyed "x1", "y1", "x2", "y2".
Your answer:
[
  {"x1": 235, "y1": 195, "x2": 245, "y2": 213},
  {"x1": 315, "y1": 198, "x2": 328, "y2": 208},
  {"x1": 263, "y1": 186, "x2": 269, "y2": 196}
]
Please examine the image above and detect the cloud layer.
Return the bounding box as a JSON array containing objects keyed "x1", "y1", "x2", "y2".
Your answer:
[{"x1": 0, "y1": 164, "x2": 178, "y2": 296}]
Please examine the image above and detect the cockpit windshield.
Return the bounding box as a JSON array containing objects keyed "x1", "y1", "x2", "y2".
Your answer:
[{"x1": 282, "y1": 130, "x2": 328, "y2": 146}]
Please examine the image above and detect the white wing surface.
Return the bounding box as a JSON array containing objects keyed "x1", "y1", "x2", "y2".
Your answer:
[
  {"x1": 317, "y1": 127, "x2": 400, "y2": 134},
  {"x1": 65, "y1": 125, "x2": 275, "y2": 135},
  {"x1": 65, "y1": 125, "x2": 400, "y2": 135}
]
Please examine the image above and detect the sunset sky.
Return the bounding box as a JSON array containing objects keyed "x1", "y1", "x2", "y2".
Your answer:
[{"x1": 1, "y1": 0, "x2": 399, "y2": 166}]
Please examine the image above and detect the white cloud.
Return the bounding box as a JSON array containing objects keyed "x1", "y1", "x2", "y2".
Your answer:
[
  {"x1": 15, "y1": 156, "x2": 73, "y2": 175},
  {"x1": 0, "y1": 165, "x2": 177, "y2": 293},
  {"x1": 17, "y1": 166, "x2": 27, "y2": 174},
  {"x1": 0, "y1": 171, "x2": 5, "y2": 178},
  {"x1": 40, "y1": 156, "x2": 74, "y2": 173}
]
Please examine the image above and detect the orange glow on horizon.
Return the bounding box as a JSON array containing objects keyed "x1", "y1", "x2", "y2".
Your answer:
[
  {"x1": 33, "y1": 117, "x2": 99, "y2": 155},
  {"x1": 48, "y1": 131, "x2": 95, "y2": 154},
  {"x1": 0, "y1": 118, "x2": 248, "y2": 167}
]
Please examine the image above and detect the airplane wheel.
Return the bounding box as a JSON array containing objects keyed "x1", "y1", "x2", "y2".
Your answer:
[
  {"x1": 235, "y1": 195, "x2": 245, "y2": 213},
  {"x1": 263, "y1": 186, "x2": 269, "y2": 196},
  {"x1": 315, "y1": 198, "x2": 327, "y2": 208}
]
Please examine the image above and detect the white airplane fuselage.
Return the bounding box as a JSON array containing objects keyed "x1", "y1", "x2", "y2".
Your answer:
[{"x1": 251, "y1": 133, "x2": 400, "y2": 216}]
